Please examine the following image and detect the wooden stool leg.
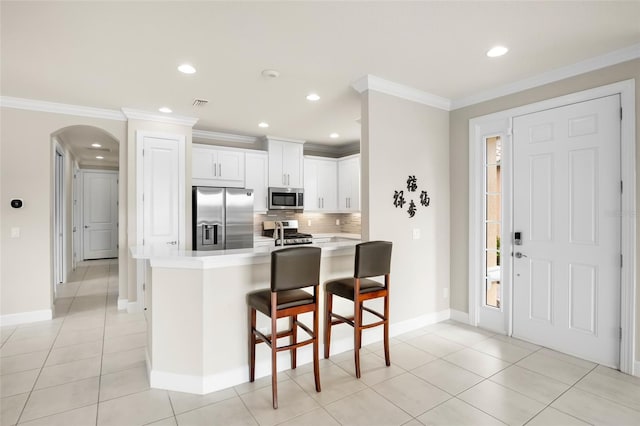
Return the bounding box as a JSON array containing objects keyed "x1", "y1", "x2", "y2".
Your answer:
[
  {"x1": 324, "y1": 292, "x2": 333, "y2": 359},
  {"x1": 384, "y1": 293, "x2": 390, "y2": 366},
  {"x1": 354, "y1": 300, "x2": 362, "y2": 378},
  {"x1": 271, "y1": 307, "x2": 278, "y2": 409},
  {"x1": 249, "y1": 307, "x2": 256, "y2": 382},
  {"x1": 290, "y1": 315, "x2": 297, "y2": 369},
  {"x1": 313, "y1": 304, "x2": 321, "y2": 392}
]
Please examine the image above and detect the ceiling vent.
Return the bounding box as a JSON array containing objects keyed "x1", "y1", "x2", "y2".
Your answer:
[{"x1": 192, "y1": 98, "x2": 209, "y2": 107}]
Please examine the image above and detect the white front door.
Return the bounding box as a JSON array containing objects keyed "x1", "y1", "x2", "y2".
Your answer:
[
  {"x1": 512, "y1": 94, "x2": 621, "y2": 367},
  {"x1": 82, "y1": 170, "x2": 118, "y2": 259}
]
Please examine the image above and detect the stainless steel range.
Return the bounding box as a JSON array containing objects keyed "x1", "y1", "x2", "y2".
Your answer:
[{"x1": 263, "y1": 220, "x2": 313, "y2": 246}]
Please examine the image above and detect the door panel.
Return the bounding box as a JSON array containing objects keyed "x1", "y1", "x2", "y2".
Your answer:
[
  {"x1": 143, "y1": 136, "x2": 181, "y2": 247},
  {"x1": 83, "y1": 171, "x2": 118, "y2": 259},
  {"x1": 513, "y1": 94, "x2": 620, "y2": 367}
]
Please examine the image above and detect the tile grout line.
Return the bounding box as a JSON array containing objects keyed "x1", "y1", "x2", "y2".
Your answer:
[
  {"x1": 13, "y1": 264, "x2": 89, "y2": 425},
  {"x1": 95, "y1": 261, "x2": 112, "y2": 426},
  {"x1": 521, "y1": 362, "x2": 599, "y2": 426}
]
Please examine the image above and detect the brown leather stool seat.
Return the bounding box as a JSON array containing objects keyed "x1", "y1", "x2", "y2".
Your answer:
[
  {"x1": 323, "y1": 241, "x2": 392, "y2": 378},
  {"x1": 247, "y1": 246, "x2": 322, "y2": 409}
]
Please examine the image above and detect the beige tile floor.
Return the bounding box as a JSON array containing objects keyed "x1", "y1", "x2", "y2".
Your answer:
[{"x1": 2, "y1": 259, "x2": 640, "y2": 425}]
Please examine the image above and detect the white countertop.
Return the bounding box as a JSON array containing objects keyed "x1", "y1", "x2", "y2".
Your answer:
[{"x1": 130, "y1": 238, "x2": 360, "y2": 270}]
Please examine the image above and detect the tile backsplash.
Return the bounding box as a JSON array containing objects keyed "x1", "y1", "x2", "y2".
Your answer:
[{"x1": 254, "y1": 212, "x2": 361, "y2": 236}]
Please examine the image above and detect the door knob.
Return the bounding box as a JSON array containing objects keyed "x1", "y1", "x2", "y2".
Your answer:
[{"x1": 515, "y1": 252, "x2": 528, "y2": 258}]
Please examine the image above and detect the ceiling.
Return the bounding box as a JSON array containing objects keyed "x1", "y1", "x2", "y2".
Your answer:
[{"x1": 2, "y1": 1, "x2": 640, "y2": 166}]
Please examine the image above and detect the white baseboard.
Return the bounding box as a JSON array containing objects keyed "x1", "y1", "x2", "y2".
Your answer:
[
  {"x1": 634, "y1": 360, "x2": 640, "y2": 378},
  {"x1": 449, "y1": 309, "x2": 470, "y2": 324},
  {"x1": 147, "y1": 308, "x2": 452, "y2": 394},
  {"x1": 117, "y1": 298, "x2": 128, "y2": 311},
  {"x1": 127, "y1": 301, "x2": 143, "y2": 313},
  {"x1": 0, "y1": 309, "x2": 53, "y2": 326}
]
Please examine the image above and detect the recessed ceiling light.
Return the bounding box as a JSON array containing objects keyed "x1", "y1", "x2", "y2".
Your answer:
[
  {"x1": 306, "y1": 93, "x2": 320, "y2": 101},
  {"x1": 159, "y1": 107, "x2": 172, "y2": 113},
  {"x1": 178, "y1": 64, "x2": 196, "y2": 74},
  {"x1": 96, "y1": 156, "x2": 104, "y2": 160},
  {"x1": 258, "y1": 122, "x2": 269, "y2": 128},
  {"x1": 487, "y1": 46, "x2": 509, "y2": 58},
  {"x1": 91, "y1": 143, "x2": 101, "y2": 148},
  {"x1": 261, "y1": 69, "x2": 280, "y2": 78},
  {"x1": 329, "y1": 133, "x2": 339, "y2": 139}
]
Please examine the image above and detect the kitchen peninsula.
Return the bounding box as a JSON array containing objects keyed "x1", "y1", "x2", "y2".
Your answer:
[{"x1": 131, "y1": 238, "x2": 362, "y2": 395}]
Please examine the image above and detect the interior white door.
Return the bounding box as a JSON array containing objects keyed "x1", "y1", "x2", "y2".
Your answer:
[
  {"x1": 512, "y1": 95, "x2": 621, "y2": 367},
  {"x1": 82, "y1": 171, "x2": 118, "y2": 259},
  {"x1": 142, "y1": 136, "x2": 181, "y2": 247}
]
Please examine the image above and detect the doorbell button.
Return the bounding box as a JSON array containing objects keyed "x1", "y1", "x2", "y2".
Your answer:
[{"x1": 10, "y1": 199, "x2": 23, "y2": 208}]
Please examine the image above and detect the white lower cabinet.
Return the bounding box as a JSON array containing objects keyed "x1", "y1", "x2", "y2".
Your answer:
[{"x1": 304, "y1": 156, "x2": 338, "y2": 212}]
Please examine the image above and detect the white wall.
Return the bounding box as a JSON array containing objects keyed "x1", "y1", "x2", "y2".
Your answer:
[
  {"x1": 361, "y1": 90, "x2": 451, "y2": 322},
  {"x1": 449, "y1": 59, "x2": 640, "y2": 362},
  {"x1": 0, "y1": 107, "x2": 126, "y2": 320}
]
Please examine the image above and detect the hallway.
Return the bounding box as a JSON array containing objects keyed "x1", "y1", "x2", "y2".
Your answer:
[{"x1": 1, "y1": 260, "x2": 640, "y2": 425}]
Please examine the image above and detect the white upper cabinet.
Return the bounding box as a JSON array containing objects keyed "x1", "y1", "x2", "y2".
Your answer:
[
  {"x1": 338, "y1": 154, "x2": 360, "y2": 212},
  {"x1": 245, "y1": 151, "x2": 269, "y2": 212},
  {"x1": 267, "y1": 137, "x2": 304, "y2": 188},
  {"x1": 192, "y1": 144, "x2": 245, "y2": 187},
  {"x1": 304, "y1": 156, "x2": 338, "y2": 211}
]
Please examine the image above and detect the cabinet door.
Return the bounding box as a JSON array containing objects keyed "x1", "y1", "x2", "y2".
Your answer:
[
  {"x1": 218, "y1": 150, "x2": 245, "y2": 183},
  {"x1": 283, "y1": 143, "x2": 304, "y2": 187},
  {"x1": 192, "y1": 147, "x2": 217, "y2": 179},
  {"x1": 304, "y1": 159, "x2": 320, "y2": 210},
  {"x1": 317, "y1": 160, "x2": 337, "y2": 210},
  {"x1": 268, "y1": 140, "x2": 285, "y2": 186},
  {"x1": 246, "y1": 152, "x2": 268, "y2": 212},
  {"x1": 338, "y1": 156, "x2": 360, "y2": 211}
]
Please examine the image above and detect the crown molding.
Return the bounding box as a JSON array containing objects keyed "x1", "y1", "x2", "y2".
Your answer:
[
  {"x1": 121, "y1": 108, "x2": 198, "y2": 127},
  {"x1": 264, "y1": 135, "x2": 306, "y2": 144},
  {"x1": 0, "y1": 96, "x2": 126, "y2": 121},
  {"x1": 351, "y1": 74, "x2": 452, "y2": 111},
  {"x1": 192, "y1": 129, "x2": 257, "y2": 144},
  {"x1": 451, "y1": 42, "x2": 640, "y2": 110},
  {"x1": 305, "y1": 142, "x2": 360, "y2": 157}
]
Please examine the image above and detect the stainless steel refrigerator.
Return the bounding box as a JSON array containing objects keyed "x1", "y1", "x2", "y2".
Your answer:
[{"x1": 192, "y1": 187, "x2": 254, "y2": 250}]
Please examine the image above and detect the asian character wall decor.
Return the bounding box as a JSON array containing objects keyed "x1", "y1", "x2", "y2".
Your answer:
[
  {"x1": 393, "y1": 190, "x2": 406, "y2": 208},
  {"x1": 392, "y1": 175, "x2": 431, "y2": 218},
  {"x1": 420, "y1": 190, "x2": 430, "y2": 207},
  {"x1": 406, "y1": 175, "x2": 417, "y2": 192}
]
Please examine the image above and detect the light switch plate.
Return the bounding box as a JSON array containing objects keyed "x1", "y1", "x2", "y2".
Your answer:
[
  {"x1": 412, "y1": 228, "x2": 420, "y2": 240},
  {"x1": 11, "y1": 227, "x2": 20, "y2": 238}
]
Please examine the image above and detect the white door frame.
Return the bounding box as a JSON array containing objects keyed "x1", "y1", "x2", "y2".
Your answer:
[
  {"x1": 53, "y1": 143, "x2": 66, "y2": 291},
  {"x1": 133, "y1": 131, "x2": 186, "y2": 313},
  {"x1": 468, "y1": 79, "x2": 636, "y2": 375},
  {"x1": 72, "y1": 163, "x2": 80, "y2": 271}
]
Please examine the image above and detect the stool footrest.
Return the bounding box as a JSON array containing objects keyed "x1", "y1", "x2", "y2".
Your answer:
[{"x1": 361, "y1": 306, "x2": 385, "y2": 321}]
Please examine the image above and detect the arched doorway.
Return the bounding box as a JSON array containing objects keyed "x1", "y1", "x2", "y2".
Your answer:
[{"x1": 51, "y1": 125, "x2": 120, "y2": 299}]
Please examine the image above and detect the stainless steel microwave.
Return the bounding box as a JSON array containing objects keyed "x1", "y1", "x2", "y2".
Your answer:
[{"x1": 268, "y1": 187, "x2": 304, "y2": 211}]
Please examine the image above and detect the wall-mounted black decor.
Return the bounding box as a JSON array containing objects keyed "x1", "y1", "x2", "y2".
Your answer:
[{"x1": 392, "y1": 176, "x2": 431, "y2": 218}]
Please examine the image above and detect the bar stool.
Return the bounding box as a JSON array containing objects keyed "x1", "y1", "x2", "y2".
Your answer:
[
  {"x1": 247, "y1": 246, "x2": 322, "y2": 409},
  {"x1": 323, "y1": 241, "x2": 392, "y2": 378}
]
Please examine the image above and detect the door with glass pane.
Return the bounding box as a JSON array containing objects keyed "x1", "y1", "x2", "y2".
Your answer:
[{"x1": 477, "y1": 132, "x2": 511, "y2": 333}]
